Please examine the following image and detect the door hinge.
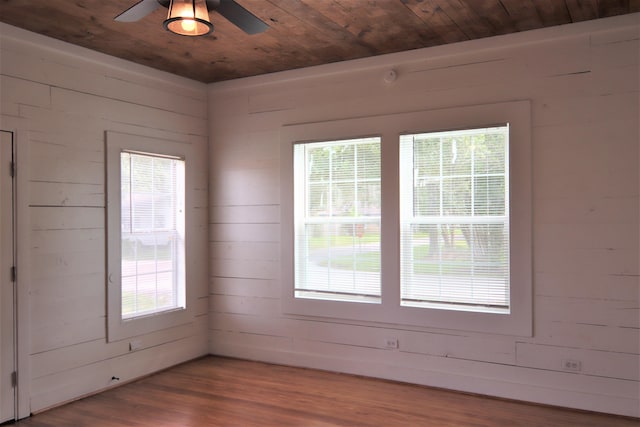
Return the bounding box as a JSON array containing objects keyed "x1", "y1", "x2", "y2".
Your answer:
[
  {"x1": 11, "y1": 371, "x2": 17, "y2": 388},
  {"x1": 11, "y1": 266, "x2": 16, "y2": 282}
]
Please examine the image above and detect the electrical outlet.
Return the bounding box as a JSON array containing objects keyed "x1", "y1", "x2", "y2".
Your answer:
[
  {"x1": 561, "y1": 359, "x2": 582, "y2": 372},
  {"x1": 384, "y1": 338, "x2": 399, "y2": 349},
  {"x1": 129, "y1": 339, "x2": 142, "y2": 351}
]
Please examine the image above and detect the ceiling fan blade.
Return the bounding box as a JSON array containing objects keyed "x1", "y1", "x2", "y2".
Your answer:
[
  {"x1": 115, "y1": 0, "x2": 162, "y2": 22},
  {"x1": 215, "y1": 0, "x2": 268, "y2": 35}
]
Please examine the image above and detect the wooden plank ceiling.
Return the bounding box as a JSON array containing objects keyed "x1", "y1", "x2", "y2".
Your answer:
[{"x1": 0, "y1": 0, "x2": 637, "y2": 83}]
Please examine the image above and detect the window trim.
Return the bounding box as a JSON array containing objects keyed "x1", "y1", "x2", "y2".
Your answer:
[
  {"x1": 119, "y1": 150, "x2": 186, "y2": 319},
  {"x1": 281, "y1": 101, "x2": 532, "y2": 336},
  {"x1": 106, "y1": 131, "x2": 195, "y2": 342},
  {"x1": 293, "y1": 136, "x2": 383, "y2": 304},
  {"x1": 399, "y1": 125, "x2": 511, "y2": 312}
]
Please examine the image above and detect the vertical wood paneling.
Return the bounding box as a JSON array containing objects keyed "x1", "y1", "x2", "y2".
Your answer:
[{"x1": 208, "y1": 16, "x2": 640, "y2": 418}]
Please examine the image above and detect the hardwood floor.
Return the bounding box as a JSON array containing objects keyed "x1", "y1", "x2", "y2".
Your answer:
[{"x1": 10, "y1": 356, "x2": 638, "y2": 426}]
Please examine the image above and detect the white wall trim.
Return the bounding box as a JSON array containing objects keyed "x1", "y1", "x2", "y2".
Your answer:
[{"x1": 15, "y1": 130, "x2": 32, "y2": 419}]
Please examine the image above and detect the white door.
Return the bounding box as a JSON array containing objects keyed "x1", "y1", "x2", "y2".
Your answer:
[{"x1": 0, "y1": 130, "x2": 16, "y2": 423}]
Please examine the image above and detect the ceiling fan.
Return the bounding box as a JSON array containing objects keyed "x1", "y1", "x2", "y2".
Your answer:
[{"x1": 115, "y1": 0, "x2": 268, "y2": 36}]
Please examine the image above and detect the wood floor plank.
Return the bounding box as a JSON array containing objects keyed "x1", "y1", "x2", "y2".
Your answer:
[{"x1": 11, "y1": 356, "x2": 639, "y2": 426}]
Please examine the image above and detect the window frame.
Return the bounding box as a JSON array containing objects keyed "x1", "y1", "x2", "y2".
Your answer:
[
  {"x1": 119, "y1": 150, "x2": 186, "y2": 319},
  {"x1": 281, "y1": 101, "x2": 532, "y2": 336},
  {"x1": 106, "y1": 131, "x2": 195, "y2": 342},
  {"x1": 399, "y1": 125, "x2": 511, "y2": 312},
  {"x1": 293, "y1": 136, "x2": 383, "y2": 304}
]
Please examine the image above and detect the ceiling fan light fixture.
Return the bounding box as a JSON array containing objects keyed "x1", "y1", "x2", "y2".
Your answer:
[{"x1": 164, "y1": 0, "x2": 213, "y2": 36}]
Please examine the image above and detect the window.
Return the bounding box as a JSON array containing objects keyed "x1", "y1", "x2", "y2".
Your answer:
[
  {"x1": 281, "y1": 101, "x2": 531, "y2": 336},
  {"x1": 294, "y1": 137, "x2": 381, "y2": 303},
  {"x1": 400, "y1": 126, "x2": 510, "y2": 313},
  {"x1": 106, "y1": 132, "x2": 194, "y2": 342},
  {"x1": 120, "y1": 151, "x2": 185, "y2": 319}
]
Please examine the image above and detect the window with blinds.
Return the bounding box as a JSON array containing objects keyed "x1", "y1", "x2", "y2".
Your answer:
[
  {"x1": 399, "y1": 126, "x2": 510, "y2": 313},
  {"x1": 120, "y1": 151, "x2": 186, "y2": 319},
  {"x1": 293, "y1": 137, "x2": 381, "y2": 303}
]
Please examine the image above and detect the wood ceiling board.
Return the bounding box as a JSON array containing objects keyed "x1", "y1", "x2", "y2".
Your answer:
[
  {"x1": 499, "y1": 0, "x2": 545, "y2": 32},
  {"x1": 461, "y1": 1, "x2": 519, "y2": 36},
  {"x1": 428, "y1": 0, "x2": 498, "y2": 40},
  {"x1": 564, "y1": 0, "x2": 600, "y2": 21},
  {"x1": 307, "y1": 0, "x2": 437, "y2": 53},
  {"x1": 0, "y1": 0, "x2": 637, "y2": 83},
  {"x1": 254, "y1": 1, "x2": 371, "y2": 58},
  {"x1": 402, "y1": 0, "x2": 472, "y2": 44},
  {"x1": 533, "y1": 0, "x2": 573, "y2": 26}
]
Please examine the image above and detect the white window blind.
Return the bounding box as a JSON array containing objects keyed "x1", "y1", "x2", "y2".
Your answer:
[
  {"x1": 120, "y1": 151, "x2": 186, "y2": 319},
  {"x1": 294, "y1": 137, "x2": 381, "y2": 303},
  {"x1": 400, "y1": 126, "x2": 510, "y2": 313}
]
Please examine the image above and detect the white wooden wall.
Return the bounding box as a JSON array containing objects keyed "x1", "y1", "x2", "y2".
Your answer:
[
  {"x1": 208, "y1": 14, "x2": 639, "y2": 417},
  {"x1": 0, "y1": 13, "x2": 637, "y2": 419},
  {"x1": 0, "y1": 24, "x2": 209, "y2": 414}
]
